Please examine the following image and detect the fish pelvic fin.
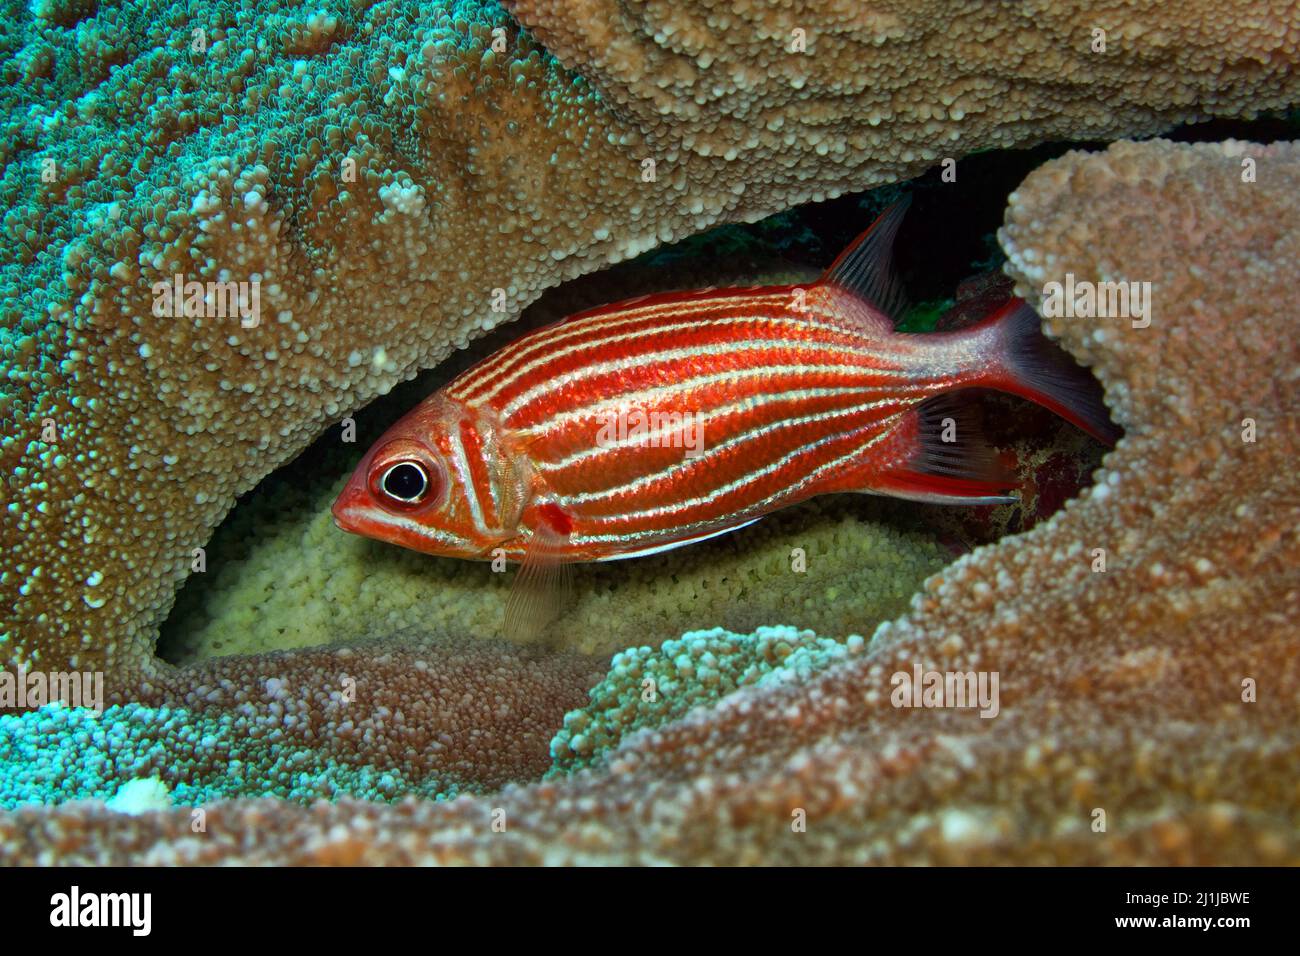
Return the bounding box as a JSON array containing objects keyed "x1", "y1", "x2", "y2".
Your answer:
[
  {"x1": 503, "y1": 501, "x2": 574, "y2": 643},
  {"x1": 976, "y1": 299, "x2": 1122, "y2": 446},
  {"x1": 854, "y1": 396, "x2": 1020, "y2": 505},
  {"x1": 817, "y1": 194, "x2": 912, "y2": 327}
]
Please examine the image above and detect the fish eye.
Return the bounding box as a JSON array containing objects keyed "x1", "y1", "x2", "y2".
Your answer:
[{"x1": 379, "y1": 461, "x2": 429, "y2": 503}]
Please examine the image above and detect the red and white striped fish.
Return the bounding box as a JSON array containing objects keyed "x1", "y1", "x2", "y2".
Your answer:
[{"x1": 333, "y1": 198, "x2": 1117, "y2": 634}]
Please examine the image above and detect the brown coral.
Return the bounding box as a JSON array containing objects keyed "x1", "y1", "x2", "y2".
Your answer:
[
  {"x1": 125, "y1": 633, "x2": 608, "y2": 794},
  {"x1": 4, "y1": 139, "x2": 1296, "y2": 864},
  {"x1": 3, "y1": 0, "x2": 1299, "y2": 676},
  {"x1": 509, "y1": 0, "x2": 1300, "y2": 170}
]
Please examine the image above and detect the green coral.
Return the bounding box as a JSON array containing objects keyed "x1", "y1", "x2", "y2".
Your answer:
[
  {"x1": 1, "y1": 0, "x2": 619, "y2": 675},
  {"x1": 161, "y1": 462, "x2": 950, "y2": 663},
  {"x1": 0, "y1": 701, "x2": 459, "y2": 808},
  {"x1": 549, "y1": 625, "x2": 866, "y2": 775}
]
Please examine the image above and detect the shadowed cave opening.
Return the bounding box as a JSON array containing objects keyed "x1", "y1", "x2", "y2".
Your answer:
[{"x1": 157, "y1": 111, "x2": 1298, "y2": 669}]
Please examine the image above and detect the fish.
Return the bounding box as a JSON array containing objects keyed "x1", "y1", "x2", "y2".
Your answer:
[{"x1": 332, "y1": 197, "x2": 1119, "y2": 638}]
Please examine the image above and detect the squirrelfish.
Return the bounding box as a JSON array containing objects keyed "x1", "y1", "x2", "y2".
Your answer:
[{"x1": 333, "y1": 199, "x2": 1117, "y2": 635}]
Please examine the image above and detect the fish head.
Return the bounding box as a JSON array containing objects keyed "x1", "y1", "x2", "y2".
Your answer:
[{"x1": 332, "y1": 394, "x2": 521, "y2": 559}]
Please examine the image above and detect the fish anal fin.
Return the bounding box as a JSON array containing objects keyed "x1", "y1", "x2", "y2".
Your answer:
[
  {"x1": 843, "y1": 395, "x2": 1019, "y2": 505},
  {"x1": 818, "y1": 195, "x2": 912, "y2": 326},
  {"x1": 871, "y1": 470, "x2": 1016, "y2": 506},
  {"x1": 503, "y1": 502, "x2": 574, "y2": 643}
]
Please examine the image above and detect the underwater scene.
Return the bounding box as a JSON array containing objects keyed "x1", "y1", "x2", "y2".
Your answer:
[{"x1": 1, "y1": 0, "x2": 1298, "y2": 893}]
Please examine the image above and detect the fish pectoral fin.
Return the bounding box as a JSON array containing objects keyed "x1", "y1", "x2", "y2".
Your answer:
[
  {"x1": 856, "y1": 395, "x2": 1020, "y2": 505},
  {"x1": 497, "y1": 448, "x2": 535, "y2": 529},
  {"x1": 503, "y1": 503, "x2": 574, "y2": 643}
]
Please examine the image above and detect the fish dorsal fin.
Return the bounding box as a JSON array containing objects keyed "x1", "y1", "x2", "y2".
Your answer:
[{"x1": 819, "y1": 195, "x2": 912, "y2": 326}]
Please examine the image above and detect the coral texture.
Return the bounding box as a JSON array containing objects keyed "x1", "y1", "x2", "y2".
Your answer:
[
  {"x1": 164, "y1": 476, "x2": 949, "y2": 662},
  {"x1": 4, "y1": 0, "x2": 1299, "y2": 674},
  {"x1": 1, "y1": 634, "x2": 605, "y2": 807},
  {"x1": 509, "y1": 0, "x2": 1300, "y2": 161},
  {"x1": 548, "y1": 626, "x2": 865, "y2": 774},
  {"x1": 3, "y1": 139, "x2": 1296, "y2": 864}
]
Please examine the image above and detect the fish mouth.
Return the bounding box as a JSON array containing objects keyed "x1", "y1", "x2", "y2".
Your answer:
[
  {"x1": 331, "y1": 507, "x2": 360, "y2": 535},
  {"x1": 331, "y1": 483, "x2": 369, "y2": 535}
]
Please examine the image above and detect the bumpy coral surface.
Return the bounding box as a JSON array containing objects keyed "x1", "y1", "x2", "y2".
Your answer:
[
  {"x1": 164, "y1": 476, "x2": 949, "y2": 662},
  {"x1": 510, "y1": 0, "x2": 1300, "y2": 163},
  {"x1": 3, "y1": 140, "x2": 1295, "y2": 864},
  {"x1": 4, "y1": 0, "x2": 1299, "y2": 674},
  {"x1": 548, "y1": 626, "x2": 866, "y2": 773},
  {"x1": 1, "y1": 633, "x2": 605, "y2": 808}
]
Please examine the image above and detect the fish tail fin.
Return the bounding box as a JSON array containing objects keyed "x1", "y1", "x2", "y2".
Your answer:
[
  {"x1": 865, "y1": 395, "x2": 1019, "y2": 505},
  {"x1": 979, "y1": 299, "x2": 1121, "y2": 446}
]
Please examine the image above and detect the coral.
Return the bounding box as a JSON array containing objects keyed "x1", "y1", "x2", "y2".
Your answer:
[
  {"x1": 1, "y1": 0, "x2": 642, "y2": 673},
  {"x1": 548, "y1": 626, "x2": 865, "y2": 774},
  {"x1": 0, "y1": 634, "x2": 605, "y2": 808},
  {"x1": 104, "y1": 778, "x2": 171, "y2": 815},
  {"x1": 2, "y1": 137, "x2": 1297, "y2": 864},
  {"x1": 165, "y1": 479, "x2": 950, "y2": 662},
  {"x1": 509, "y1": 1, "x2": 1300, "y2": 172},
  {"x1": 5, "y1": 0, "x2": 1299, "y2": 674}
]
